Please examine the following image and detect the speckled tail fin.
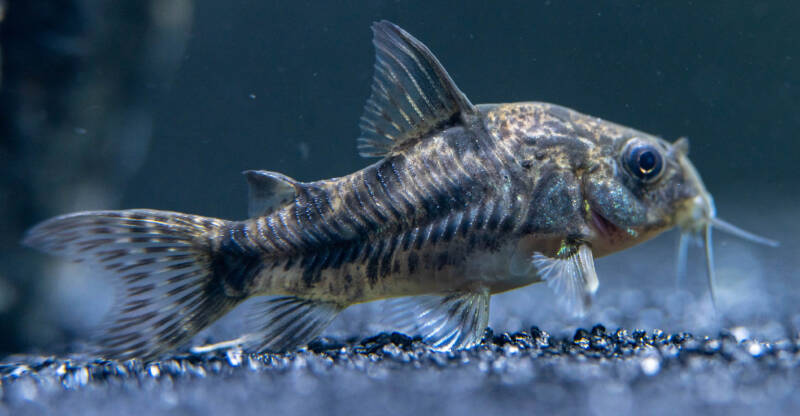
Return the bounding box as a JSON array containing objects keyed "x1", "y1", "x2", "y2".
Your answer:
[
  {"x1": 357, "y1": 21, "x2": 476, "y2": 158},
  {"x1": 22, "y1": 209, "x2": 243, "y2": 360},
  {"x1": 384, "y1": 289, "x2": 490, "y2": 350}
]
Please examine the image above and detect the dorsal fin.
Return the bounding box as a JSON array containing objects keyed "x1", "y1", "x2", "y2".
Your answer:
[
  {"x1": 357, "y1": 21, "x2": 476, "y2": 158},
  {"x1": 243, "y1": 170, "x2": 298, "y2": 217}
]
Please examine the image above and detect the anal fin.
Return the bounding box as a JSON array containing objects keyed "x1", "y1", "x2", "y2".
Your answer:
[
  {"x1": 241, "y1": 296, "x2": 342, "y2": 353},
  {"x1": 384, "y1": 289, "x2": 490, "y2": 351},
  {"x1": 532, "y1": 243, "x2": 599, "y2": 317}
]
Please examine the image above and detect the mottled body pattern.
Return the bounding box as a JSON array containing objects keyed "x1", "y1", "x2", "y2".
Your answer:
[
  {"x1": 228, "y1": 103, "x2": 654, "y2": 302},
  {"x1": 23, "y1": 22, "x2": 776, "y2": 359}
]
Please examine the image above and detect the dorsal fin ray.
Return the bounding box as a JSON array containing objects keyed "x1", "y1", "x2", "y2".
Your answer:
[
  {"x1": 243, "y1": 170, "x2": 299, "y2": 218},
  {"x1": 357, "y1": 21, "x2": 476, "y2": 158}
]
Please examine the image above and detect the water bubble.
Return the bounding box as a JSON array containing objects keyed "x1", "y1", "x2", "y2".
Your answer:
[
  {"x1": 746, "y1": 341, "x2": 764, "y2": 357},
  {"x1": 640, "y1": 356, "x2": 661, "y2": 376},
  {"x1": 730, "y1": 326, "x2": 750, "y2": 342}
]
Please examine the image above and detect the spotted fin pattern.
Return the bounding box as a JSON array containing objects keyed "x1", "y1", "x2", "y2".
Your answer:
[
  {"x1": 384, "y1": 289, "x2": 490, "y2": 350},
  {"x1": 357, "y1": 20, "x2": 475, "y2": 158},
  {"x1": 22, "y1": 210, "x2": 239, "y2": 359},
  {"x1": 532, "y1": 244, "x2": 598, "y2": 317}
]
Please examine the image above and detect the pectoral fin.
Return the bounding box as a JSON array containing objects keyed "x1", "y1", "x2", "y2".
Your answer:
[
  {"x1": 532, "y1": 244, "x2": 598, "y2": 317},
  {"x1": 384, "y1": 288, "x2": 490, "y2": 350}
]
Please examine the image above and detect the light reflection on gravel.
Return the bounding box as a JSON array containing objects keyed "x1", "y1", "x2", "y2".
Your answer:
[{"x1": 2, "y1": 321, "x2": 799, "y2": 416}]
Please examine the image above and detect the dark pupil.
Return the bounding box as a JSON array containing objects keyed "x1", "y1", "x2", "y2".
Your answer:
[{"x1": 638, "y1": 151, "x2": 656, "y2": 173}]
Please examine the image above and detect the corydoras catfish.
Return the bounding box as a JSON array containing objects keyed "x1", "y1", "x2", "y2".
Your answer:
[{"x1": 23, "y1": 21, "x2": 777, "y2": 359}]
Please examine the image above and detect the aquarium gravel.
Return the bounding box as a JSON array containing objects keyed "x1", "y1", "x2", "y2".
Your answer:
[{"x1": 2, "y1": 323, "x2": 799, "y2": 416}]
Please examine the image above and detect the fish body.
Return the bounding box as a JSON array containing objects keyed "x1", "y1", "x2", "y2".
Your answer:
[
  {"x1": 230, "y1": 102, "x2": 687, "y2": 302},
  {"x1": 23, "y1": 22, "x2": 776, "y2": 358}
]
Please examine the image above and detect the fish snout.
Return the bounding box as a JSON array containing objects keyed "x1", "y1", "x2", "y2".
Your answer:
[{"x1": 676, "y1": 193, "x2": 716, "y2": 234}]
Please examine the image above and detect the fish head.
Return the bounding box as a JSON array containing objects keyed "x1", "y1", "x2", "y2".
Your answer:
[
  {"x1": 487, "y1": 102, "x2": 775, "y2": 305},
  {"x1": 485, "y1": 103, "x2": 715, "y2": 253},
  {"x1": 581, "y1": 122, "x2": 777, "y2": 305},
  {"x1": 583, "y1": 132, "x2": 705, "y2": 255}
]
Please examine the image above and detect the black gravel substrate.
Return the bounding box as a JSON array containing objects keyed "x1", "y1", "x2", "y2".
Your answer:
[{"x1": 2, "y1": 325, "x2": 799, "y2": 416}]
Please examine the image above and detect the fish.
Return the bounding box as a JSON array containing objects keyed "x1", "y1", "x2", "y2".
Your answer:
[{"x1": 22, "y1": 21, "x2": 778, "y2": 359}]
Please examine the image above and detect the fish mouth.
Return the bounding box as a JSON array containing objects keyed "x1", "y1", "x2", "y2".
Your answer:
[{"x1": 589, "y1": 207, "x2": 624, "y2": 241}]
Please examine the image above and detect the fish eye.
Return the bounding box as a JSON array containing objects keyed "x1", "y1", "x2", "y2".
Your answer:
[{"x1": 623, "y1": 140, "x2": 664, "y2": 182}]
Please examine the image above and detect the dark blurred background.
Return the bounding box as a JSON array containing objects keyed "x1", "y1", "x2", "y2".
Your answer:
[{"x1": 0, "y1": 1, "x2": 797, "y2": 358}]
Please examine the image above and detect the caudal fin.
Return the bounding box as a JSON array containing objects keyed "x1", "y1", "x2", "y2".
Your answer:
[{"x1": 23, "y1": 209, "x2": 243, "y2": 360}]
